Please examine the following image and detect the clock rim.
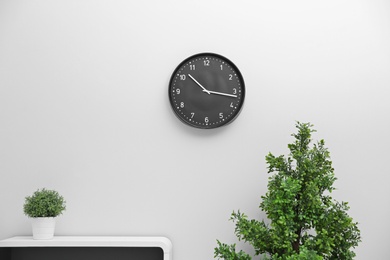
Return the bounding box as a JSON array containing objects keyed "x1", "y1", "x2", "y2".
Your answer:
[{"x1": 168, "y1": 52, "x2": 246, "y2": 129}]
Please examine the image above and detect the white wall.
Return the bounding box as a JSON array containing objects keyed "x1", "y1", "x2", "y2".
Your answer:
[{"x1": 1, "y1": 0, "x2": 389, "y2": 259}]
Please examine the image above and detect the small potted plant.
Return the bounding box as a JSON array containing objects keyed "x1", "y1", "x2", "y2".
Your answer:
[{"x1": 23, "y1": 188, "x2": 66, "y2": 240}]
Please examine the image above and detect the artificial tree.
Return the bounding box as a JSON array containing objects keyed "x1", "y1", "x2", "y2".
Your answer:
[{"x1": 215, "y1": 122, "x2": 361, "y2": 259}]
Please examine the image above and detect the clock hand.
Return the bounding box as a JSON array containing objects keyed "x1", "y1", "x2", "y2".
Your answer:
[
  {"x1": 187, "y1": 74, "x2": 237, "y2": 97},
  {"x1": 203, "y1": 90, "x2": 237, "y2": 98},
  {"x1": 188, "y1": 74, "x2": 210, "y2": 94}
]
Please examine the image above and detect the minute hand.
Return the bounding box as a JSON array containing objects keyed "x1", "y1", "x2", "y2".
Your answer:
[{"x1": 203, "y1": 90, "x2": 237, "y2": 98}]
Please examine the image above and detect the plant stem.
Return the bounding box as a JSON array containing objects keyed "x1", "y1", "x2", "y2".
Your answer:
[{"x1": 292, "y1": 228, "x2": 302, "y2": 253}]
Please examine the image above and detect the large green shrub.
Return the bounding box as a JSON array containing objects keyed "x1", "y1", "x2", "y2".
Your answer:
[
  {"x1": 23, "y1": 188, "x2": 66, "y2": 218},
  {"x1": 215, "y1": 122, "x2": 361, "y2": 259}
]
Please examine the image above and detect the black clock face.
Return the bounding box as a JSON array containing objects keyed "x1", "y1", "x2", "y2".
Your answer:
[{"x1": 169, "y1": 53, "x2": 245, "y2": 129}]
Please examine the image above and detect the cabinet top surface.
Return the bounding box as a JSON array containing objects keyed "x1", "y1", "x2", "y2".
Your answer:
[{"x1": 0, "y1": 236, "x2": 172, "y2": 253}]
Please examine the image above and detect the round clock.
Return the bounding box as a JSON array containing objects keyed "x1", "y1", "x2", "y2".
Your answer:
[{"x1": 168, "y1": 53, "x2": 245, "y2": 129}]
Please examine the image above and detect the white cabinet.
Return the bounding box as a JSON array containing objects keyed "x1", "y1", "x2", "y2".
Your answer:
[{"x1": 0, "y1": 236, "x2": 172, "y2": 260}]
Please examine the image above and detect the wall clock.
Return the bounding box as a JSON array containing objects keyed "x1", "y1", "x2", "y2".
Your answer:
[{"x1": 168, "y1": 53, "x2": 245, "y2": 129}]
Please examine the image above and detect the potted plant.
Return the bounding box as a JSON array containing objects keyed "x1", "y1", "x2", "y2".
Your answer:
[
  {"x1": 23, "y1": 188, "x2": 66, "y2": 240},
  {"x1": 215, "y1": 122, "x2": 361, "y2": 259}
]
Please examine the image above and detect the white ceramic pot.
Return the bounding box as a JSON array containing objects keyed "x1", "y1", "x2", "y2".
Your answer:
[{"x1": 31, "y1": 217, "x2": 56, "y2": 240}]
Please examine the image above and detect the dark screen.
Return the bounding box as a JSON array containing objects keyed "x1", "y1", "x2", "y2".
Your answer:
[{"x1": 0, "y1": 247, "x2": 164, "y2": 260}]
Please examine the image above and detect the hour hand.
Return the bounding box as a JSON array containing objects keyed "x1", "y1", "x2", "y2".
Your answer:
[{"x1": 188, "y1": 74, "x2": 210, "y2": 94}]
